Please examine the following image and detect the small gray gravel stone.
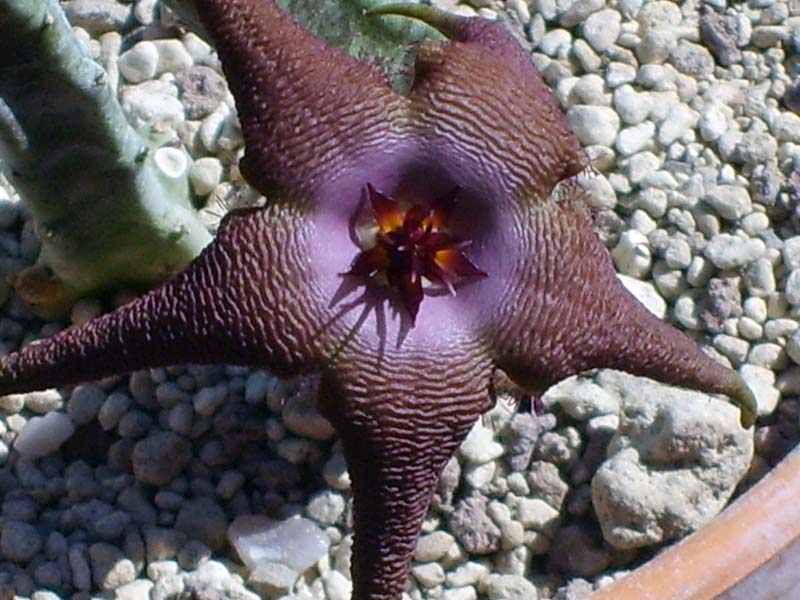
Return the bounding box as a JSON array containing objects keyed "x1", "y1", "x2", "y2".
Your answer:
[
  {"x1": 175, "y1": 496, "x2": 228, "y2": 551},
  {"x1": 1, "y1": 520, "x2": 42, "y2": 562},
  {"x1": 700, "y1": 12, "x2": 742, "y2": 66},
  {"x1": 282, "y1": 390, "x2": 335, "y2": 441},
  {"x1": 68, "y1": 383, "x2": 106, "y2": 425},
  {"x1": 176, "y1": 65, "x2": 230, "y2": 120},
  {"x1": 550, "y1": 525, "x2": 610, "y2": 577},
  {"x1": 145, "y1": 526, "x2": 188, "y2": 562},
  {"x1": 90, "y1": 542, "x2": 136, "y2": 591},
  {"x1": 482, "y1": 573, "x2": 539, "y2": 600},
  {"x1": 63, "y1": 0, "x2": 131, "y2": 34},
  {"x1": 132, "y1": 432, "x2": 192, "y2": 486},
  {"x1": 69, "y1": 544, "x2": 92, "y2": 591},
  {"x1": 98, "y1": 392, "x2": 132, "y2": 431},
  {"x1": 448, "y1": 494, "x2": 501, "y2": 555}
]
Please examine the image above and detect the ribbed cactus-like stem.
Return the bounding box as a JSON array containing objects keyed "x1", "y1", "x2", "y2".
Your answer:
[{"x1": 0, "y1": 0, "x2": 211, "y2": 316}]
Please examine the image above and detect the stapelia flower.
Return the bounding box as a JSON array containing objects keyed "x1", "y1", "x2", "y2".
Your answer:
[{"x1": 0, "y1": 2, "x2": 756, "y2": 598}]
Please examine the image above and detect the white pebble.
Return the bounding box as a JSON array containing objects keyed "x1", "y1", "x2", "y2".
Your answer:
[
  {"x1": 459, "y1": 422, "x2": 504, "y2": 465},
  {"x1": 189, "y1": 157, "x2": 224, "y2": 196},
  {"x1": 228, "y1": 515, "x2": 330, "y2": 573},
  {"x1": 567, "y1": 106, "x2": 621, "y2": 146},
  {"x1": 118, "y1": 41, "x2": 158, "y2": 83},
  {"x1": 657, "y1": 104, "x2": 698, "y2": 146},
  {"x1": 582, "y1": 9, "x2": 621, "y2": 52},
  {"x1": 612, "y1": 230, "x2": 651, "y2": 278},
  {"x1": 615, "y1": 122, "x2": 655, "y2": 156},
  {"x1": 704, "y1": 235, "x2": 766, "y2": 269},
  {"x1": 14, "y1": 412, "x2": 75, "y2": 459},
  {"x1": 704, "y1": 185, "x2": 752, "y2": 221},
  {"x1": 152, "y1": 39, "x2": 193, "y2": 74},
  {"x1": 739, "y1": 364, "x2": 780, "y2": 416}
]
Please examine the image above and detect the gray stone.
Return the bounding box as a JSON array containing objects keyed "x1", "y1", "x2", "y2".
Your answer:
[
  {"x1": 1, "y1": 520, "x2": 42, "y2": 562},
  {"x1": 701, "y1": 13, "x2": 742, "y2": 66},
  {"x1": 69, "y1": 544, "x2": 92, "y2": 591},
  {"x1": 657, "y1": 104, "x2": 698, "y2": 146},
  {"x1": 701, "y1": 277, "x2": 742, "y2": 333},
  {"x1": 33, "y1": 560, "x2": 62, "y2": 589},
  {"x1": 98, "y1": 392, "x2": 132, "y2": 431},
  {"x1": 704, "y1": 185, "x2": 752, "y2": 221},
  {"x1": 68, "y1": 383, "x2": 106, "y2": 425},
  {"x1": 14, "y1": 412, "x2": 75, "y2": 459},
  {"x1": 193, "y1": 383, "x2": 228, "y2": 416},
  {"x1": 121, "y1": 81, "x2": 185, "y2": 130},
  {"x1": 63, "y1": 0, "x2": 131, "y2": 34},
  {"x1": 550, "y1": 525, "x2": 610, "y2": 577},
  {"x1": 526, "y1": 461, "x2": 569, "y2": 510},
  {"x1": 144, "y1": 526, "x2": 188, "y2": 562},
  {"x1": 448, "y1": 494, "x2": 501, "y2": 555},
  {"x1": 545, "y1": 377, "x2": 619, "y2": 420},
  {"x1": 591, "y1": 373, "x2": 753, "y2": 549},
  {"x1": 176, "y1": 65, "x2": 230, "y2": 120},
  {"x1": 177, "y1": 540, "x2": 212, "y2": 570},
  {"x1": 152, "y1": 39, "x2": 194, "y2": 75},
  {"x1": 502, "y1": 412, "x2": 542, "y2": 472},
  {"x1": 481, "y1": 573, "x2": 539, "y2": 600},
  {"x1": 740, "y1": 364, "x2": 780, "y2": 416},
  {"x1": 175, "y1": 496, "x2": 228, "y2": 551},
  {"x1": 559, "y1": 0, "x2": 605, "y2": 28},
  {"x1": 90, "y1": 542, "x2": 136, "y2": 591},
  {"x1": 669, "y1": 41, "x2": 714, "y2": 78},
  {"x1": 132, "y1": 432, "x2": 192, "y2": 486},
  {"x1": 516, "y1": 498, "x2": 560, "y2": 536},
  {"x1": 228, "y1": 515, "x2": 330, "y2": 572},
  {"x1": 282, "y1": 389, "x2": 335, "y2": 441}
]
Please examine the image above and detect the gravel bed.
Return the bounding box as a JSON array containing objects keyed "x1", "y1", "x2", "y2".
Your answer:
[{"x1": 0, "y1": 0, "x2": 799, "y2": 598}]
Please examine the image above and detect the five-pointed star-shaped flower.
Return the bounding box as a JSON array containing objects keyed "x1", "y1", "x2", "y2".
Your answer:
[{"x1": 0, "y1": 2, "x2": 756, "y2": 598}]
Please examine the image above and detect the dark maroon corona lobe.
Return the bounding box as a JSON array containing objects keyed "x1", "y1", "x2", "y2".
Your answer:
[
  {"x1": 0, "y1": 2, "x2": 758, "y2": 599},
  {"x1": 342, "y1": 184, "x2": 486, "y2": 323}
]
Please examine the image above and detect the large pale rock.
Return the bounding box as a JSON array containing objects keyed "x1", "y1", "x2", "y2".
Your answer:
[{"x1": 591, "y1": 372, "x2": 753, "y2": 549}]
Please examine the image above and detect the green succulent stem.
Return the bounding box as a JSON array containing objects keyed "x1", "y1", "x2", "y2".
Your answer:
[{"x1": 0, "y1": 0, "x2": 211, "y2": 317}]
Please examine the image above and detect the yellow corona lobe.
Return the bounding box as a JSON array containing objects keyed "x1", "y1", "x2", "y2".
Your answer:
[{"x1": 342, "y1": 184, "x2": 486, "y2": 323}]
